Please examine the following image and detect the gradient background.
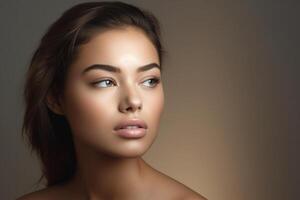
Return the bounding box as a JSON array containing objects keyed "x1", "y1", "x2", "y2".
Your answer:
[{"x1": 1, "y1": 0, "x2": 299, "y2": 199}]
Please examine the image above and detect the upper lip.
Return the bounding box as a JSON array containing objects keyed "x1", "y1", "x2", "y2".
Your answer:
[{"x1": 114, "y1": 118, "x2": 148, "y2": 130}]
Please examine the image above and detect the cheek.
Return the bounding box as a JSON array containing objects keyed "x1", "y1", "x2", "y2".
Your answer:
[
  {"x1": 63, "y1": 85, "x2": 117, "y2": 135},
  {"x1": 144, "y1": 87, "x2": 165, "y2": 128}
]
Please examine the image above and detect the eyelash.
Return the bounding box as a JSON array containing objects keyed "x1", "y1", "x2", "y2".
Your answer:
[{"x1": 91, "y1": 77, "x2": 161, "y2": 88}]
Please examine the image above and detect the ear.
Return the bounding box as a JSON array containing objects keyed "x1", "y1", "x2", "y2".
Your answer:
[{"x1": 46, "y1": 93, "x2": 65, "y2": 115}]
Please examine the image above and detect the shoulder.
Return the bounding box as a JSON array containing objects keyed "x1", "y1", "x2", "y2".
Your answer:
[
  {"x1": 16, "y1": 184, "x2": 67, "y2": 200},
  {"x1": 16, "y1": 190, "x2": 47, "y2": 200},
  {"x1": 147, "y1": 166, "x2": 207, "y2": 200},
  {"x1": 174, "y1": 182, "x2": 208, "y2": 200},
  {"x1": 182, "y1": 189, "x2": 208, "y2": 200}
]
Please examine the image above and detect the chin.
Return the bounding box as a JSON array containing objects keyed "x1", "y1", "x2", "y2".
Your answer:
[
  {"x1": 115, "y1": 142, "x2": 151, "y2": 158},
  {"x1": 99, "y1": 138, "x2": 153, "y2": 159}
]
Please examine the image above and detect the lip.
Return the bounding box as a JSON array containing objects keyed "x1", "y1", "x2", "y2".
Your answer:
[
  {"x1": 114, "y1": 128, "x2": 147, "y2": 139},
  {"x1": 114, "y1": 118, "x2": 148, "y2": 139},
  {"x1": 114, "y1": 118, "x2": 148, "y2": 130}
]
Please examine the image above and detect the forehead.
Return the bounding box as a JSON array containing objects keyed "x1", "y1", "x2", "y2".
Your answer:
[{"x1": 72, "y1": 26, "x2": 159, "y2": 72}]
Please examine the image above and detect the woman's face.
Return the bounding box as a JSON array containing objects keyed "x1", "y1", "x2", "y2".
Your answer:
[{"x1": 60, "y1": 26, "x2": 164, "y2": 158}]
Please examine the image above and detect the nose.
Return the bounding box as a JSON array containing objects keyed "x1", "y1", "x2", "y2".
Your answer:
[{"x1": 118, "y1": 84, "x2": 142, "y2": 114}]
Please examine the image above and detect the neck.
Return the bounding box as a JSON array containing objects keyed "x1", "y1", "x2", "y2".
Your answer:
[{"x1": 67, "y1": 142, "x2": 151, "y2": 200}]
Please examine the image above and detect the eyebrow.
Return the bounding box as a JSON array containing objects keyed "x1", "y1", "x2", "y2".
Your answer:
[{"x1": 81, "y1": 63, "x2": 161, "y2": 75}]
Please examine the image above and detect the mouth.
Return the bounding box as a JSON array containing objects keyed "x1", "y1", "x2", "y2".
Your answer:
[{"x1": 114, "y1": 118, "x2": 148, "y2": 139}]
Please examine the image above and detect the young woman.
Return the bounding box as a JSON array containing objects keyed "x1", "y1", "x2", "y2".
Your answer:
[{"x1": 18, "y1": 1, "x2": 207, "y2": 200}]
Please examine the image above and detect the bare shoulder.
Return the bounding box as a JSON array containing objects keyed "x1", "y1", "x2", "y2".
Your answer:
[
  {"x1": 172, "y1": 180, "x2": 208, "y2": 200},
  {"x1": 181, "y1": 187, "x2": 208, "y2": 200},
  {"x1": 182, "y1": 189, "x2": 208, "y2": 200},
  {"x1": 147, "y1": 166, "x2": 208, "y2": 200},
  {"x1": 16, "y1": 184, "x2": 67, "y2": 200}
]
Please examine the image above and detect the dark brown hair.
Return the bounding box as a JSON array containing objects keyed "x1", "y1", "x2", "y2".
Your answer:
[{"x1": 22, "y1": 1, "x2": 164, "y2": 187}]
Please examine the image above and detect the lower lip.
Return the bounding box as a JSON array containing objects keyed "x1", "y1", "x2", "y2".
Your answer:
[{"x1": 114, "y1": 128, "x2": 147, "y2": 139}]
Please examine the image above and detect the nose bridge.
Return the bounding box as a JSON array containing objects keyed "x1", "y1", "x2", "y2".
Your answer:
[{"x1": 119, "y1": 80, "x2": 142, "y2": 113}]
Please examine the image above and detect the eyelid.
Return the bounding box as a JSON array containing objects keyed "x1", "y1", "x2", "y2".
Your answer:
[
  {"x1": 91, "y1": 77, "x2": 117, "y2": 88},
  {"x1": 143, "y1": 74, "x2": 161, "y2": 80},
  {"x1": 141, "y1": 76, "x2": 161, "y2": 88},
  {"x1": 92, "y1": 77, "x2": 115, "y2": 83}
]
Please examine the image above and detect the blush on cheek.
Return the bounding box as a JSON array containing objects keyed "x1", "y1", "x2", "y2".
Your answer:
[
  {"x1": 64, "y1": 91, "x2": 106, "y2": 132},
  {"x1": 83, "y1": 95, "x2": 119, "y2": 132}
]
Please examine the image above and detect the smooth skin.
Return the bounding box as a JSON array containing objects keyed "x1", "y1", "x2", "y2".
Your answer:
[{"x1": 17, "y1": 26, "x2": 207, "y2": 200}]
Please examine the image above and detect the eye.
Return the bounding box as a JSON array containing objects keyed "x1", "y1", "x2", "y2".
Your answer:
[
  {"x1": 92, "y1": 79, "x2": 116, "y2": 88},
  {"x1": 142, "y1": 77, "x2": 161, "y2": 88}
]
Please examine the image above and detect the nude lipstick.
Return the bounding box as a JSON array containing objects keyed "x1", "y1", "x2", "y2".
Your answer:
[{"x1": 114, "y1": 118, "x2": 147, "y2": 139}]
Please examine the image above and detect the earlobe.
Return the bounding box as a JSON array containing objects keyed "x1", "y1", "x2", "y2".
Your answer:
[{"x1": 46, "y1": 93, "x2": 65, "y2": 115}]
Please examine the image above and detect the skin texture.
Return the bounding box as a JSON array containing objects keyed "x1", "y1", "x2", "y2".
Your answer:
[{"x1": 17, "y1": 26, "x2": 207, "y2": 200}]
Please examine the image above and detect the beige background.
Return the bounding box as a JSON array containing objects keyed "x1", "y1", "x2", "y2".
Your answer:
[{"x1": 1, "y1": 0, "x2": 299, "y2": 200}]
